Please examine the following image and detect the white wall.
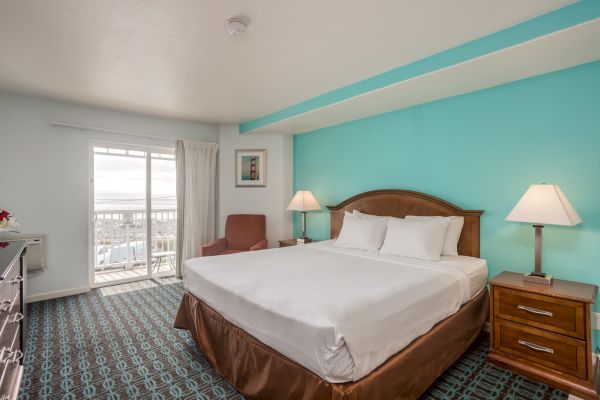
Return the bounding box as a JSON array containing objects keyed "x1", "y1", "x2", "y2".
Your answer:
[
  {"x1": 218, "y1": 125, "x2": 293, "y2": 247},
  {"x1": 0, "y1": 91, "x2": 219, "y2": 300}
]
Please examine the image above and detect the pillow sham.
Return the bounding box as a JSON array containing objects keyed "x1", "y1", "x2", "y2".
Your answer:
[
  {"x1": 379, "y1": 218, "x2": 450, "y2": 261},
  {"x1": 335, "y1": 212, "x2": 388, "y2": 252},
  {"x1": 405, "y1": 215, "x2": 464, "y2": 256}
]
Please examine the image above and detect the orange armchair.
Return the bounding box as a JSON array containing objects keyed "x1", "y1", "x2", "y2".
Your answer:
[{"x1": 199, "y1": 214, "x2": 268, "y2": 256}]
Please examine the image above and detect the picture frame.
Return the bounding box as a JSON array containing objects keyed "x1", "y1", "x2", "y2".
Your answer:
[{"x1": 235, "y1": 149, "x2": 267, "y2": 187}]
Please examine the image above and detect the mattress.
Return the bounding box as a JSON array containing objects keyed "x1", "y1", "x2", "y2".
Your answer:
[{"x1": 182, "y1": 240, "x2": 487, "y2": 383}]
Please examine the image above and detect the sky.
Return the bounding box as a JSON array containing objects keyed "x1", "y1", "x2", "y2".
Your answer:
[{"x1": 94, "y1": 152, "x2": 176, "y2": 211}]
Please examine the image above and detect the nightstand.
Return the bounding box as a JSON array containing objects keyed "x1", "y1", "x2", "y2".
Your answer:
[
  {"x1": 278, "y1": 239, "x2": 315, "y2": 248},
  {"x1": 488, "y1": 271, "x2": 598, "y2": 399}
]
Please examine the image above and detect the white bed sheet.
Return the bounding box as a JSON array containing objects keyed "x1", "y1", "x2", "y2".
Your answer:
[{"x1": 183, "y1": 240, "x2": 487, "y2": 383}]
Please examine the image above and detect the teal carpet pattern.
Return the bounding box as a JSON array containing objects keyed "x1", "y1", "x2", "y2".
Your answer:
[{"x1": 18, "y1": 278, "x2": 567, "y2": 399}]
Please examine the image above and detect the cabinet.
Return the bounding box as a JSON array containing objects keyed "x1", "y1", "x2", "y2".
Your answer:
[
  {"x1": 0, "y1": 241, "x2": 26, "y2": 400},
  {"x1": 489, "y1": 271, "x2": 598, "y2": 399}
]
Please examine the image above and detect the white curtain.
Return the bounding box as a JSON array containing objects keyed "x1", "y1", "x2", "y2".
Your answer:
[{"x1": 175, "y1": 140, "x2": 219, "y2": 278}]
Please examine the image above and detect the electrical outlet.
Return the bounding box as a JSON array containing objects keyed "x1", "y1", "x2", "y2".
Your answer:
[{"x1": 595, "y1": 312, "x2": 600, "y2": 330}]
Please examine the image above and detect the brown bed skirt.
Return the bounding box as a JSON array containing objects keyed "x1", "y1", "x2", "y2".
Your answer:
[{"x1": 174, "y1": 289, "x2": 489, "y2": 400}]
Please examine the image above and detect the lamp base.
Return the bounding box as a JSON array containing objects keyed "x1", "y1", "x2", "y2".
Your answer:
[
  {"x1": 523, "y1": 271, "x2": 553, "y2": 285},
  {"x1": 296, "y1": 237, "x2": 313, "y2": 244}
]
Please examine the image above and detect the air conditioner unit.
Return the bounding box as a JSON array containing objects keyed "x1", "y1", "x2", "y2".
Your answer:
[{"x1": 0, "y1": 233, "x2": 47, "y2": 272}]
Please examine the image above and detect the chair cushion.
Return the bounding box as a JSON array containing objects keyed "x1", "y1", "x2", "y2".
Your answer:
[{"x1": 225, "y1": 214, "x2": 267, "y2": 250}]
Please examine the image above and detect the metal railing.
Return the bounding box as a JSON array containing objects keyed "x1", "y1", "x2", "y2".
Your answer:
[{"x1": 94, "y1": 209, "x2": 176, "y2": 272}]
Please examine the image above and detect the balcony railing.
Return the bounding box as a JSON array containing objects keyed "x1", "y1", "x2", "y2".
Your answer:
[{"x1": 94, "y1": 208, "x2": 176, "y2": 272}]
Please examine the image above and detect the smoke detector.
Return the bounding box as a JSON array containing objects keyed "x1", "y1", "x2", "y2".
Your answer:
[{"x1": 225, "y1": 17, "x2": 248, "y2": 36}]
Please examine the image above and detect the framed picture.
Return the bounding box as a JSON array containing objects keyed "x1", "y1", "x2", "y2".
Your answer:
[{"x1": 235, "y1": 149, "x2": 267, "y2": 187}]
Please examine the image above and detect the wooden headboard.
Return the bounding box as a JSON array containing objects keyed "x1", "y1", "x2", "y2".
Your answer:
[{"x1": 327, "y1": 189, "x2": 484, "y2": 257}]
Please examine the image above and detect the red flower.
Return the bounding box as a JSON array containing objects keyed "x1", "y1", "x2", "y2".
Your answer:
[{"x1": 0, "y1": 210, "x2": 9, "y2": 221}]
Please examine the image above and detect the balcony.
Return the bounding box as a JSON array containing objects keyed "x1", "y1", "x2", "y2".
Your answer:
[{"x1": 94, "y1": 208, "x2": 176, "y2": 284}]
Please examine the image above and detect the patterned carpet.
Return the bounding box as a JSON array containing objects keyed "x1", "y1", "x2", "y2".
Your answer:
[{"x1": 18, "y1": 278, "x2": 568, "y2": 400}]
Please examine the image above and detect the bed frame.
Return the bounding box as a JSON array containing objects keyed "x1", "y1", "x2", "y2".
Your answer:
[
  {"x1": 328, "y1": 189, "x2": 483, "y2": 257},
  {"x1": 175, "y1": 189, "x2": 488, "y2": 400}
]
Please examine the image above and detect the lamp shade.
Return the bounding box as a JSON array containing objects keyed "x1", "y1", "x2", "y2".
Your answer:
[
  {"x1": 505, "y1": 184, "x2": 582, "y2": 226},
  {"x1": 287, "y1": 191, "x2": 321, "y2": 211}
]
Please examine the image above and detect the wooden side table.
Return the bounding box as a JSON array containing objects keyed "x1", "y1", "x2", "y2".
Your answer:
[
  {"x1": 488, "y1": 271, "x2": 598, "y2": 399},
  {"x1": 278, "y1": 239, "x2": 316, "y2": 248}
]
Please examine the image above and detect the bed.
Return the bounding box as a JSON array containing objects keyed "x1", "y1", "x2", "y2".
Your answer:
[{"x1": 175, "y1": 189, "x2": 489, "y2": 399}]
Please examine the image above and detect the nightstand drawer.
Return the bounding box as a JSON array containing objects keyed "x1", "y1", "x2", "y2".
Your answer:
[
  {"x1": 494, "y1": 287, "x2": 585, "y2": 339},
  {"x1": 494, "y1": 319, "x2": 586, "y2": 379}
]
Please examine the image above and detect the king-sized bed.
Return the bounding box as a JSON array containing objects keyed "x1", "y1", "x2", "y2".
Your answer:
[{"x1": 175, "y1": 189, "x2": 489, "y2": 399}]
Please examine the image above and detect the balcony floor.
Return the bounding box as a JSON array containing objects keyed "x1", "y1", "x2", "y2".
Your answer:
[{"x1": 95, "y1": 264, "x2": 174, "y2": 285}]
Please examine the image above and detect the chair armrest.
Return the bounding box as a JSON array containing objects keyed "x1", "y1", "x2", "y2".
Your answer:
[
  {"x1": 250, "y1": 239, "x2": 268, "y2": 251},
  {"x1": 199, "y1": 238, "x2": 227, "y2": 256}
]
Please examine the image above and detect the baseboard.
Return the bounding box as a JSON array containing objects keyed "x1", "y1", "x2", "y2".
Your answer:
[{"x1": 26, "y1": 286, "x2": 90, "y2": 303}]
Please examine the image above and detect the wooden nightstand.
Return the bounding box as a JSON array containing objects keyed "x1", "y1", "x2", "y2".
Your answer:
[
  {"x1": 278, "y1": 239, "x2": 316, "y2": 248},
  {"x1": 489, "y1": 271, "x2": 598, "y2": 399}
]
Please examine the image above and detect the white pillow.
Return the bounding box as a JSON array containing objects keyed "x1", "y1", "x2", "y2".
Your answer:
[
  {"x1": 405, "y1": 215, "x2": 464, "y2": 256},
  {"x1": 335, "y1": 212, "x2": 388, "y2": 252},
  {"x1": 352, "y1": 210, "x2": 387, "y2": 221},
  {"x1": 379, "y1": 218, "x2": 450, "y2": 261},
  {"x1": 353, "y1": 210, "x2": 403, "y2": 222}
]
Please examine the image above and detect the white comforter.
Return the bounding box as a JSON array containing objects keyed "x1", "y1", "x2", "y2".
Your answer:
[{"x1": 183, "y1": 240, "x2": 487, "y2": 383}]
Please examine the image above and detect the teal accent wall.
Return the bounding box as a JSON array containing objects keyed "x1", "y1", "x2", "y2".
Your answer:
[
  {"x1": 241, "y1": 0, "x2": 600, "y2": 133},
  {"x1": 293, "y1": 61, "x2": 600, "y2": 341}
]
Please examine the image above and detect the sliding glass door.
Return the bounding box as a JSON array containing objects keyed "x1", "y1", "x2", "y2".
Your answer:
[
  {"x1": 91, "y1": 143, "x2": 176, "y2": 286},
  {"x1": 149, "y1": 151, "x2": 177, "y2": 278}
]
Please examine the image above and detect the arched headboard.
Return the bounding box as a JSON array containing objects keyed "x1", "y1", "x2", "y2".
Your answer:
[{"x1": 327, "y1": 189, "x2": 484, "y2": 257}]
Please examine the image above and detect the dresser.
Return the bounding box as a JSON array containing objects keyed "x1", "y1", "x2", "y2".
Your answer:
[
  {"x1": 0, "y1": 241, "x2": 26, "y2": 400},
  {"x1": 489, "y1": 271, "x2": 598, "y2": 399}
]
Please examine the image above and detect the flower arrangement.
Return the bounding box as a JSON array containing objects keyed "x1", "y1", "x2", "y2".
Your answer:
[{"x1": 0, "y1": 209, "x2": 18, "y2": 232}]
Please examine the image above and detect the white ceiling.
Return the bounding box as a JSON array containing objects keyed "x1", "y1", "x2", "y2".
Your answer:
[
  {"x1": 252, "y1": 19, "x2": 600, "y2": 135},
  {"x1": 0, "y1": 0, "x2": 572, "y2": 124}
]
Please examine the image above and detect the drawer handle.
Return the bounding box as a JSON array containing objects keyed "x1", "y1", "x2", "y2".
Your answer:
[
  {"x1": 0, "y1": 299, "x2": 11, "y2": 313},
  {"x1": 517, "y1": 305, "x2": 553, "y2": 317},
  {"x1": 10, "y1": 312, "x2": 23, "y2": 324},
  {"x1": 0, "y1": 348, "x2": 22, "y2": 365},
  {"x1": 11, "y1": 276, "x2": 23, "y2": 285},
  {"x1": 0, "y1": 348, "x2": 13, "y2": 364},
  {"x1": 518, "y1": 339, "x2": 554, "y2": 354},
  {"x1": 9, "y1": 349, "x2": 23, "y2": 364}
]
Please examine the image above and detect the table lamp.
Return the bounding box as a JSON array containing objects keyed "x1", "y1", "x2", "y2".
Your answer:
[
  {"x1": 505, "y1": 183, "x2": 582, "y2": 285},
  {"x1": 287, "y1": 191, "x2": 321, "y2": 243}
]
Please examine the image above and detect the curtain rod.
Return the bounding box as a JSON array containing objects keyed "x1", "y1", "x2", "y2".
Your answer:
[{"x1": 50, "y1": 121, "x2": 176, "y2": 142}]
